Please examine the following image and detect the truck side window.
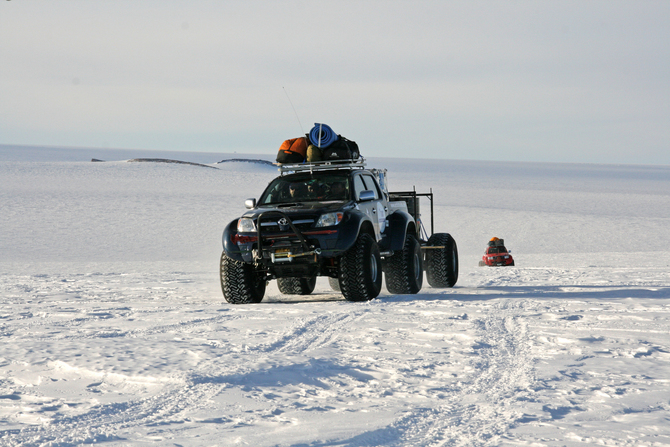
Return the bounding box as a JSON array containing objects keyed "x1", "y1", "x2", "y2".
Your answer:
[
  {"x1": 361, "y1": 175, "x2": 381, "y2": 200},
  {"x1": 353, "y1": 175, "x2": 368, "y2": 201}
]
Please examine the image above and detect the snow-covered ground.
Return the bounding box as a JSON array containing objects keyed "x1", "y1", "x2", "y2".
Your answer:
[{"x1": 1, "y1": 145, "x2": 670, "y2": 446}]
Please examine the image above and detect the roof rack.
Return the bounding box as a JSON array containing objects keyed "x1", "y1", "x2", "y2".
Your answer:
[{"x1": 277, "y1": 158, "x2": 367, "y2": 176}]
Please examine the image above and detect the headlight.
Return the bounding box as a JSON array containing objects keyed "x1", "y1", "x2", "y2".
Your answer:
[
  {"x1": 315, "y1": 212, "x2": 343, "y2": 227},
  {"x1": 237, "y1": 217, "x2": 256, "y2": 232}
]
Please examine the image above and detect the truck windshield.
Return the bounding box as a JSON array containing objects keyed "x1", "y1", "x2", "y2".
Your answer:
[
  {"x1": 258, "y1": 174, "x2": 351, "y2": 205},
  {"x1": 488, "y1": 247, "x2": 507, "y2": 254}
]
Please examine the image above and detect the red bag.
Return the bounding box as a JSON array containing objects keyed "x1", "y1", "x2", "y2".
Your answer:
[{"x1": 276, "y1": 137, "x2": 308, "y2": 164}]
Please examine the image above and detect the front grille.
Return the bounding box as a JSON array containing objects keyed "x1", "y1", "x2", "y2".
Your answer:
[{"x1": 259, "y1": 217, "x2": 315, "y2": 233}]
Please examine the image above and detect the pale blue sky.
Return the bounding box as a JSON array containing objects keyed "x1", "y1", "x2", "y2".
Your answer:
[{"x1": 1, "y1": 0, "x2": 669, "y2": 164}]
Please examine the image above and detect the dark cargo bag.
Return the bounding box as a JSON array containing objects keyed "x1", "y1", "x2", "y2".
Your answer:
[
  {"x1": 276, "y1": 137, "x2": 308, "y2": 164},
  {"x1": 321, "y1": 136, "x2": 360, "y2": 161}
]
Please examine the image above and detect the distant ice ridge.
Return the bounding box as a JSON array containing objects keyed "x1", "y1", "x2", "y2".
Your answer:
[
  {"x1": 93, "y1": 157, "x2": 275, "y2": 169},
  {"x1": 124, "y1": 157, "x2": 276, "y2": 168},
  {"x1": 216, "y1": 158, "x2": 275, "y2": 166},
  {"x1": 0, "y1": 143, "x2": 276, "y2": 164}
]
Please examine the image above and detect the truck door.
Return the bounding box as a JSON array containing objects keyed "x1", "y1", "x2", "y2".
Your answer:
[{"x1": 353, "y1": 173, "x2": 386, "y2": 239}]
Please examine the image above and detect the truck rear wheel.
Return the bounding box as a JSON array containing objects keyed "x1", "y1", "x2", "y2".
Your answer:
[
  {"x1": 339, "y1": 233, "x2": 382, "y2": 301},
  {"x1": 220, "y1": 252, "x2": 266, "y2": 304},
  {"x1": 277, "y1": 276, "x2": 317, "y2": 295},
  {"x1": 425, "y1": 233, "x2": 458, "y2": 288},
  {"x1": 384, "y1": 234, "x2": 423, "y2": 294}
]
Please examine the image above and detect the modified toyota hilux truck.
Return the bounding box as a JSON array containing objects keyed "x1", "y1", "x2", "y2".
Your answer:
[{"x1": 220, "y1": 159, "x2": 458, "y2": 303}]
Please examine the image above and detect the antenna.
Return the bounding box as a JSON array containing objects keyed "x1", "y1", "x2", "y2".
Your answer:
[{"x1": 282, "y1": 87, "x2": 304, "y2": 134}]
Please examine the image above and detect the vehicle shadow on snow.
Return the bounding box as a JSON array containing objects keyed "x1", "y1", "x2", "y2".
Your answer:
[
  {"x1": 260, "y1": 285, "x2": 670, "y2": 305},
  {"x1": 382, "y1": 285, "x2": 670, "y2": 302},
  {"x1": 264, "y1": 292, "x2": 347, "y2": 304}
]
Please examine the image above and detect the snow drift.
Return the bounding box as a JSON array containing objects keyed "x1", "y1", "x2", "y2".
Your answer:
[{"x1": 1, "y1": 146, "x2": 669, "y2": 446}]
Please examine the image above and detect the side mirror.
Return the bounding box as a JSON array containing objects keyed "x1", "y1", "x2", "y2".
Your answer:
[
  {"x1": 359, "y1": 190, "x2": 376, "y2": 202},
  {"x1": 245, "y1": 198, "x2": 257, "y2": 209}
]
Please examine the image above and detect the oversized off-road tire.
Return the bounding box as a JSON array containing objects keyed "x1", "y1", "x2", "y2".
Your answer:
[
  {"x1": 339, "y1": 233, "x2": 382, "y2": 302},
  {"x1": 277, "y1": 276, "x2": 317, "y2": 295},
  {"x1": 220, "y1": 252, "x2": 266, "y2": 304},
  {"x1": 328, "y1": 277, "x2": 341, "y2": 292},
  {"x1": 425, "y1": 233, "x2": 458, "y2": 288},
  {"x1": 384, "y1": 234, "x2": 423, "y2": 294}
]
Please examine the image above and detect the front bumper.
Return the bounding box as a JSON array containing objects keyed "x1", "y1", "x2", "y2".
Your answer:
[
  {"x1": 483, "y1": 255, "x2": 514, "y2": 266},
  {"x1": 233, "y1": 228, "x2": 341, "y2": 264},
  {"x1": 223, "y1": 211, "x2": 350, "y2": 266}
]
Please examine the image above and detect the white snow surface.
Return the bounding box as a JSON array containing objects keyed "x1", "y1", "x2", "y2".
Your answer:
[{"x1": 1, "y1": 146, "x2": 670, "y2": 446}]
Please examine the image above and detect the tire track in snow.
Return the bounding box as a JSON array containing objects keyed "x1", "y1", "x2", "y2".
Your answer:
[
  {"x1": 380, "y1": 299, "x2": 536, "y2": 447},
  {"x1": 3, "y1": 379, "x2": 226, "y2": 446},
  {"x1": 257, "y1": 310, "x2": 368, "y2": 355},
  {"x1": 1, "y1": 313, "x2": 253, "y2": 444},
  {"x1": 3, "y1": 310, "x2": 370, "y2": 445}
]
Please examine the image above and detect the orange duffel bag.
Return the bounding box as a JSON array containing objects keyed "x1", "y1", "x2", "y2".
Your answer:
[{"x1": 276, "y1": 137, "x2": 308, "y2": 164}]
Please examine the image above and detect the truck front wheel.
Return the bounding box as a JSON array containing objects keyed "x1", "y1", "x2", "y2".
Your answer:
[
  {"x1": 339, "y1": 233, "x2": 382, "y2": 301},
  {"x1": 220, "y1": 252, "x2": 266, "y2": 304}
]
